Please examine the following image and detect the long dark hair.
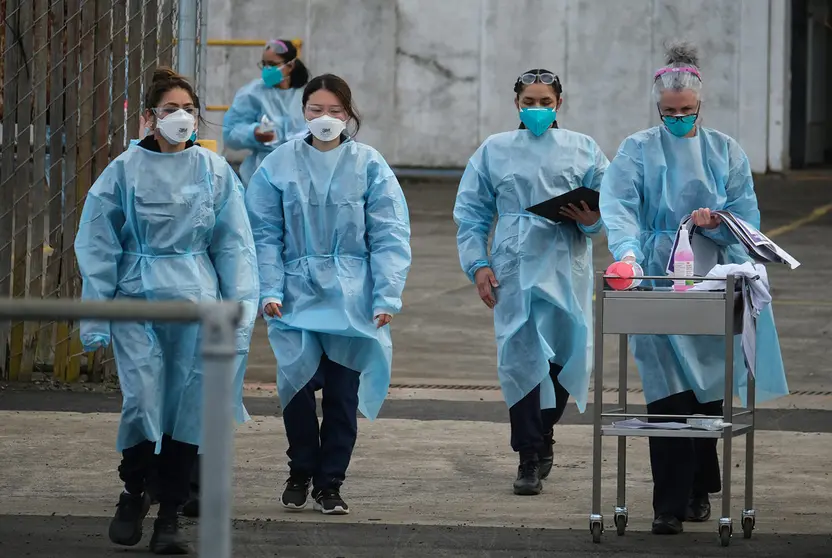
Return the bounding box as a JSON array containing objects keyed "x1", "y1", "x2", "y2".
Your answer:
[
  {"x1": 515, "y1": 68, "x2": 562, "y2": 130},
  {"x1": 302, "y1": 74, "x2": 362, "y2": 137},
  {"x1": 266, "y1": 39, "x2": 310, "y2": 89}
]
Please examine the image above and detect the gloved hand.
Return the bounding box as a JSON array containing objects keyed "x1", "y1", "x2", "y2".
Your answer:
[{"x1": 80, "y1": 321, "x2": 111, "y2": 352}]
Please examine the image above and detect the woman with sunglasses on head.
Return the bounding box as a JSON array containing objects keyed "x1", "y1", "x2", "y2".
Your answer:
[
  {"x1": 75, "y1": 67, "x2": 259, "y2": 554},
  {"x1": 246, "y1": 74, "x2": 411, "y2": 515},
  {"x1": 224, "y1": 39, "x2": 310, "y2": 185},
  {"x1": 599, "y1": 42, "x2": 788, "y2": 535},
  {"x1": 454, "y1": 69, "x2": 608, "y2": 496}
]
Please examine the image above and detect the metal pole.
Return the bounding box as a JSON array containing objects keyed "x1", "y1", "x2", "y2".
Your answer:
[
  {"x1": 177, "y1": 0, "x2": 198, "y2": 80},
  {"x1": 197, "y1": 0, "x2": 208, "y2": 107},
  {"x1": 0, "y1": 298, "x2": 224, "y2": 322},
  {"x1": 721, "y1": 275, "x2": 735, "y2": 530},
  {"x1": 591, "y1": 272, "x2": 605, "y2": 518},
  {"x1": 616, "y1": 335, "x2": 627, "y2": 509},
  {"x1": 199, "y1": 303, "x2": 239, "y2": 558}
]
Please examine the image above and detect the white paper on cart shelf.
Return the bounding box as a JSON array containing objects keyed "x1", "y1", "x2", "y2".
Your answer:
[{"x1": 611, "y1": 418, "x2": 692, "y2": 430}]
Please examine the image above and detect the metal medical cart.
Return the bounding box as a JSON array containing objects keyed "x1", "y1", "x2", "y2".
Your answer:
[{"x1": 588, "y1": 273, "x2": 756, "y2": 547}]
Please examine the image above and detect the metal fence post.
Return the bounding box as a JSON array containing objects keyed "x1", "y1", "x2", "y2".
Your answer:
[
  {"x1": 177, "y1": 0, "x2": 198, "y2": 80},
  {"x1": 199, "y1": 303, "x2": 240, "y2": 558}
]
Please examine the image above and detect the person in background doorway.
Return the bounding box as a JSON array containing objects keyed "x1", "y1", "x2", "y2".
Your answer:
[
  {"x1": 246, "y1": 74, "x2": 412, "y2": 516},
  {"x1": 75, "y1": 68, "x2": 258, "y2": 554},
  {"x1": 454, "y1": 69, "x2": 608, "y2": 496},
  {"x1": 223, "y1": 39, "x2": 310, "y2": 185},
  {"x1": 599, "y1": 42, "x2": 789, "y2": 535}
]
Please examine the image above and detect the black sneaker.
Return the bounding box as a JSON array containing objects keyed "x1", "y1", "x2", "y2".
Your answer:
[
  {"x1": 108, "y1": 491, "x2": 151, "y2": 546},
  {"x1": 651, "y1": 514, "x2": 684, "y2": 535},
  {"x1": 180, "y1": 498, "x2": 199, "y2": 518},
  {"x1": 539, "y1": 430, "x2": 555, "y2": 480},
  {"x1": 513, "y1": 457, "x2": 543, "y2": 496},
  {"x1": 149, "y1": 516, "x2": 190, "y2": 555},
  {"x1": 281, "y1": 474, "x2": 311, "y2": 511},
  {"x1": 313, "y1": 487, "x2": 350, "y2": 515}
]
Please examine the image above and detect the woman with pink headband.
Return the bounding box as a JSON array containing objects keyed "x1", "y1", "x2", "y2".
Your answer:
[
  {"x1": 599, "y1": 42, "x2": 788, "y2": 536},
  {"x1": 224, "y1": 39, "x2": 310, "y2": 185}
]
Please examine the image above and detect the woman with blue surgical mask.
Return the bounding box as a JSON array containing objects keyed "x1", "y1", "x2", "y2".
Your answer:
[
  {"x1": 75, "y1": 68, "x2": 258, "y2": 554},
  {"x1": 599, "y1": 42, "x2": 789, "y2": 536},
  {"x1": 246, "y1": 74, "x2": 412, "y2": 516},
  {"x1": 223, "y1": 39, "x2": 310, "y2": 185},
  {"x1": 454, "y1": 69, "x2": 609, "y2": 496}
]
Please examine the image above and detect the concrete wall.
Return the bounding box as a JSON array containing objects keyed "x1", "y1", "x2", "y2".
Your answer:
[{"x1": 203, "y1": 0, "x2": 791, "y2": 172}]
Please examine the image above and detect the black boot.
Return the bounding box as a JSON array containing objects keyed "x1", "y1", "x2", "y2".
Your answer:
[
  {"x1": 149, "y1": 515, "x2": 190, "y2": 555},
  {"x1": 181, "y1": 458, "x2": 200, "y2": 518},
  {"x1": 108, "y1": 491, "x2": 151, "y2": 546},
  {"x1": 539, "y1": 429, "x2": 555, "y2": 480},
  {"x1": 686, "y1": 493, "x2": 712, "y2": 522},
  {"x1": 513, "y1": 453, "x2": 542, "y2": 496}
]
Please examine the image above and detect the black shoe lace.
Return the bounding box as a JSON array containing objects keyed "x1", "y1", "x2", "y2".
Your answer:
[
  {"x1": 286, "y1": 475, "x2": 309, "y2": 490},
  {"x1": 519, "y1": 460, "x2": 539, "y2": 478},
  {"x1": 319, "y1": 488, "x2": 342, "y2": 503}
]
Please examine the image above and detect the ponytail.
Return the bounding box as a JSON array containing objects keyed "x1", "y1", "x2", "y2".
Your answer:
[{"x1": 290, "y1": 59, "x2": 310, "y2": 89}]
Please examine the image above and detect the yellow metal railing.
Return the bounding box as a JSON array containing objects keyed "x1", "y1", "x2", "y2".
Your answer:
[{"x1": 203, "y1": 38, "x2": 303, "y2": 112}]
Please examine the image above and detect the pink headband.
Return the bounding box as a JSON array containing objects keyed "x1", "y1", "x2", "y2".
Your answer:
[
  {"x1": 265, "y1": 40, "x2": 290, "y2": 54},
  {"x1": 653, "y1": 66, "x2": 701, "y2": 81}
]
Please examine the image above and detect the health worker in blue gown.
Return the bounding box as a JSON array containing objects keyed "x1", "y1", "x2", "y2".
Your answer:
[
  {"x1": 599, "y1": 42, "x2": 789, "y2": 536},
  {"x1": 246, "y1": 74, "x2": 412, "y2": 516},
  {"x1": 223, "y1": 39, "x2": 310, "y2": 185},
  {"x1": 75, "y1": 68, "x2": 258, "y2": 554},
  {"x1": 454, "y1": 69, "x2": 609, "y2": 497}
]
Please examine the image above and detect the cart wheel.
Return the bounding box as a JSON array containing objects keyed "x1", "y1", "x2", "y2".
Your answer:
[
  {"x1": 742, "y1": 516, "x2": 754, "y2": 539},
  {"x1": 719, "y1": 524, "x2": 731, "y2": 547},
  {"x1": 614, "y1": 514, "x2": 627, "y2": 536},
  {"x1": 591, "y1": 523, "x2": 602, "y2": 543}
]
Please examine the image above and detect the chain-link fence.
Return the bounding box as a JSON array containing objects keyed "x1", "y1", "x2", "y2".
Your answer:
[{"x1": 0, "y1": 0, "x2": 204, "y2": 382}]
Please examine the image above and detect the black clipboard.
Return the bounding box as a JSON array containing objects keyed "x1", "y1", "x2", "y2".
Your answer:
[{"x1": 525, "y1": 186, "x2": 600, "y2": 224}]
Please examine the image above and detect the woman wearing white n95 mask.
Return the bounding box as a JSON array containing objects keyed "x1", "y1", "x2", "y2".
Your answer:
[
  {"x1": 74, "y1": 68, "x2": 258, "y2": 554},
  {"x1": 246, "y1": 74, "x2": 412, "y2": 516}
]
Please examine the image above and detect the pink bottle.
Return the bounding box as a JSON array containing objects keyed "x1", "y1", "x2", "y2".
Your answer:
[{"x1": 672, "y1": 224, "x2": 695, "y2": 291}]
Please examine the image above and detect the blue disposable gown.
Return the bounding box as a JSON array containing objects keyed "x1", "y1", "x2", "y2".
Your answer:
[
  {"x1": 245, "y1": 137, "x2": 412, "y2": 419},
  {"x1": 75, "y1": 143, "x2": 259, "y2": 452},
  {"x1": 223, "y1": 80, "x2": 306, "y2": 184},
  {"x1": 599, "y1": 125, "x2": 789, "y2": 405},
  {"x1": 454, "y1": 129, "x2": 609, "y2": 412}
]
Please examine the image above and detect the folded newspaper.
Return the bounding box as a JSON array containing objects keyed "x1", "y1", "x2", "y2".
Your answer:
[{"x1": 665, "y1": 211, "x2": 801, "y2": 274}]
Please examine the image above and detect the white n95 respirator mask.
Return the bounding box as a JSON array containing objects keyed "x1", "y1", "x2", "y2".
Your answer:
[
  {"x1": 306, "y1": 115, "x2": 346, "y2": 142},
  {"x1": 157, "y1": 109, "x2": 196, "y2": 144}
]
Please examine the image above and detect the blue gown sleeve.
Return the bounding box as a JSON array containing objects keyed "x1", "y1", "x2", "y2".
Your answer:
[
  {"x1": 209, "y1": 163, "x2": 260, "y2": 354},
  {"x1": 600, "y1": 137, "x2": 646, "y2": 263},
  {"x1": 700, "y1": 139, "x2": 761, "y2": 245},
  {"x1": 453, "y1": 149, "x2": 497, "y2": 282},
  {"x1": 245, "y1": 165, "x2": 285, "y2": 305},
  {"x1": 578, "y1": 141, "x2": 610, "y2": 236},
  {"x1": 223, "y1": 88, "x2": 262, "y2": 151},
  {"x1": 365, "y1": 155, "x2": 413, "y2": 316},
  {"x1": 74, "y1": 165, "x2": 125, "y2": 351}
]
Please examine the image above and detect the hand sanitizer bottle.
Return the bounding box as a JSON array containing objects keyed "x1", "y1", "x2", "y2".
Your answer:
[{"x1": 673, "y1": 224, "x2": 695, "y2": 291}]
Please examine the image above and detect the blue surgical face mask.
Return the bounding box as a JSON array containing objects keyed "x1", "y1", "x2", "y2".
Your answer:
[
  {"x1": 261, "y1": 65, "x2": 284, "y2": 88},
  {"x1": 519, "y1": 107, "x2": 557, "y2": 137},
  {"x1": 662, "y1": 113, "x2": 698, "y2": 137}
]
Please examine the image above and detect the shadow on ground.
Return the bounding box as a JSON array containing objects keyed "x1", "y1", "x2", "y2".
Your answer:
[{"x1": 2, "y1": 515, "x2": 831, "y2": 557}]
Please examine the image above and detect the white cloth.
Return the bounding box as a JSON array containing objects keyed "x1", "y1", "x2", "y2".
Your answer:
[
  {"x1": 691, "y1": 262, "x2": 771, "y2": 316},
  {"x1": 691, "y1": 262, "x2": 771, "y2": 378}
]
